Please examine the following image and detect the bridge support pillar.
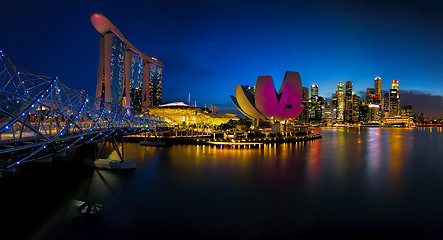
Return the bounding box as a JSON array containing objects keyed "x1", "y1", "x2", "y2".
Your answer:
[
  {"x1": 84, "y1": 137, "x2": 136, "y2": 170},
  {"x1": 84, "y1": 159, "x2": 136, "y2": 169}
]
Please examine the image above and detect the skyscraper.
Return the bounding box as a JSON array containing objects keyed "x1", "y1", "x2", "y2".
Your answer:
[
  {"x1": 366, "y1": 88, "x2": 376, "y2": 104},
  {"x1": 332, "y1": 92, "x2": 338, "y2": 109},
  {"x1": 389, "y1": 88, "x2": 399, "y2": 116},
  {"x1": 311, "y1": 84, "x2": 318, "y2": 101},
  {"x1": 302, "y1": 87, "x2": 309, "y2": 102},
  {"x1": 383, "y1": 93, "x2": 390, "y2": 117},
  {"x1": 368, "y1": 104, "x2": 380, "y2": 122},
  {"x1": 374, "y1": 77, "x2": 381, "y2": 97},
  {"x1": 352, "y1": 94, "x2": 360, "y2": 122},
  {"x1": 91, "y1": 13, "x2": 164, "y2": 109},
  {"x1": 337, "y1": 82, "x2": 345, "y2": 121},
  {"x1": 298, "y1": 86, "x2": 310, "y2": 123},
  {"x1": 391, "y1": 80, "x2": 399, "y2": 97},
  {"x1": 345, "y1": 81, "x2": 353, "y2": 122},
  {"x1": 389, "y1": 80, "x2": 400, "y2": 116}
]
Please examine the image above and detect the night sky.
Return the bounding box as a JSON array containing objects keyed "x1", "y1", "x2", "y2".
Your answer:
[{"x1": 1, "y1": 0, "x2": 443, "y2": 116}]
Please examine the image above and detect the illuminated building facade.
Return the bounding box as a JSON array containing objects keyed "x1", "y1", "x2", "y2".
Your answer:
[
  {"x1": 322, "y1": 105, "x2": 336, "y2": 123},
  {"x1": 352, "y1": 94, "x2": 360, "y2": 122},
  {"x1": 302, "y1": 87, "x2": 309, "y2": 101},
  {"x1": 231, "y1": 71, "x2": 304, "y2": 123},
  {"x1": 337, "y1": 81, "x2": 345, "y2": 121},
  {"x1": 401, "y1": 105, "x2": 413, "y2": 117},
  {"x1": 366, "y1": 88, "x2": 376, "y2": 104},
  {"x1": 383, "y1": 93, "x2": 390, "y2": 117},
  {"x1": 345, "y1": 81, "x2": 353, "y2": 122},
  {"x1": 332, "y1": 92, "x2": 337, "y2": 109},
  {"x1": 391, "y1": 80, "x2": 399, "y2": 97},
  {"x1": 298, "y1": 87, "x2": 310, "y2": 123},
  {"x1": 359, "y1": 105, "x2": 369, "y2": 123},
  {"x1": 91, "y1": 13, "x2": 164, "y2": 110},
  {"x1": 389, "y1": 80, "x2": 400, "y2": 117},
  {"x1": 148, "y1": 102, "x2": 238, "y2": 126},
  {"x1": 374, "y1": 77, "x2": 381, "y2": 97},
  {"x1": 389, "y1": 88, "x2": 399, "y2": 116},
  {"x1": 311, "y1": 84, "x2": 318, "y2": 101}
]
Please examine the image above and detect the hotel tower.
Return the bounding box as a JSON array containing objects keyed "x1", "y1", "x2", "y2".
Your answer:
[{"x1": 90, "y1": 13, "x2": 164, "y2": 110}]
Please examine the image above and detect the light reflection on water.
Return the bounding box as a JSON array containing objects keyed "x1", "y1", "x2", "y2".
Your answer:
[
  {"x1": 21, "y1": 127, "x2": 443, "y2": 238},
  {"x1": 118, "y1": 128, "x2": 437, "y2": 200}
]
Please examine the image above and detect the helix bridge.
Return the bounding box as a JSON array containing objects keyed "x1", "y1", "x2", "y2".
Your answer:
[{"x1": 0, "y1": 51, "x2": 164, "y2": 173}]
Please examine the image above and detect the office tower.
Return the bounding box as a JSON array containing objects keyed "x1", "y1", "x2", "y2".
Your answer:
[
  {"x1": 374, "y1": 77, "x2": 382, "y2": 120},
  {"x1": 308, "y1": 101, "x2": 322, "y2": 121},
  {"x1": 383, "y1": 93, "x2": 390, "y2": 117},
  {"x1": 91, "y1": 13, "x2": 164, "y2": 109},
  {"x1": 367, "y1": 86, "x2": 380, "y2": 123},
  {"x1": 300, "y1": 87, "x2": 309, "y2": 123},
  {"x1": 337, "y1": 82, "x2": 345, "y2": 121},
  {"x1": 389, "y1": 88, "x2": 399, "y2": 116},
  {"x1": 311, "y1": 84, "x2": 318, "y2": 101},
  {"x1": 302, "y1": 87, "x2": 309, "y2": 102},
  {"x1": 391, "y1": 80, "x2": 399, "y2": 96},
  {"x1": 374, "y1": 77, "x2": 381, "y2": 97},
  {"x1": 297, "y1": 86, "x2": 310, "y2": 123},
  {"x1": 352, "y1": 94, "x2": 360, "y2": 122},
  {"x1": 322, "y1": 105, "x2": 336, "y2": 123},
  {"x1": 318, "y1": 96, "x2": 327, "y2": 106},
  {"x1": 368, "y1": 104, "x2": 380, "y2": 122},
  {"x1": 388, "y1": 80, "x2": 400, "y2": 116},
  {"x1": 401, "y1": 105, "x2": 413, "y2": 117},
  {"x1": 366, "y1": 88, "x2": 376, "y2": 104},
  {"x1": 332, "y1": 92, "x2": 338, "y2": 109},
  {"x1": 359, "y1": 105, "x2": 369, "y2": 123},
  {"x1": 345, "y1": 81, "x2": 353, "y2": 122}
]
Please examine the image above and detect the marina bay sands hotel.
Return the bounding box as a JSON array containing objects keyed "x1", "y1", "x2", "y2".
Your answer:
[{"x1": 90, "y1": 13, "x2": 164, "y2": 110}]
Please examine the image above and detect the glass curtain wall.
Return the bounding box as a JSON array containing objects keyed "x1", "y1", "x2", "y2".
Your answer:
[
  {"x1": 110, "y1": 34, "x2": 126, "y2": 105},
  {"x1": 150, "y1": 64, "x2": 162, "y2": 106},
  {"x1": 130, "y1": 51, "x2": 144, "y2": 111}
]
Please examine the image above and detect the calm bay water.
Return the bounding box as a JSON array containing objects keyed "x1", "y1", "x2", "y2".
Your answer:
[{"x1": 2, "y1": 127, "x2": 443, "y2": 239}]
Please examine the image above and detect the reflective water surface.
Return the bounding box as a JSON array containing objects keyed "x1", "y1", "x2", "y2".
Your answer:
[{"x1": 3, "y1": 127, "x2": 443, "y2": 239}]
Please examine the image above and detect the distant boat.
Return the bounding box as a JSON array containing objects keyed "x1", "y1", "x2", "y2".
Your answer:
[{"x1": 140, "y1": 141, "x2": 165, "y2": 146}]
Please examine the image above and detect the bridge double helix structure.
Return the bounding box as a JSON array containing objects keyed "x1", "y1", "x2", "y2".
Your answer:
[{"x1": 0, "y1": 51, "x2": 164, "y2": 173}]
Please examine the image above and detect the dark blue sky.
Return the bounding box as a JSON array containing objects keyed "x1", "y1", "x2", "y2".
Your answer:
[{"x1": 1, "y1": 0, "x2": 443, "y2": 116}]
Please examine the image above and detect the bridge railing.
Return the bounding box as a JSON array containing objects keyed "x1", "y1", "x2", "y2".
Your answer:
[{"x1": 0, "y1": 51, "x2": 164, "y2": 169}]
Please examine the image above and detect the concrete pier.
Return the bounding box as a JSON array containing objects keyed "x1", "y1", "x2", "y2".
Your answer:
[{"x1": 84, "y1": 159, "x2": 136, "y2": 170}]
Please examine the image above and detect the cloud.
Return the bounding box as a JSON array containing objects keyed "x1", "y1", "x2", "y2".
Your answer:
[{"x1": 400, "y1": 90, "x2": 443, "y2": 118}]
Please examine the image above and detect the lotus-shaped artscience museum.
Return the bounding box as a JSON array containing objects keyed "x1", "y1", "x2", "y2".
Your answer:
[{"x1": 231, "y1": 71, "x2": 304, "y2": 122}]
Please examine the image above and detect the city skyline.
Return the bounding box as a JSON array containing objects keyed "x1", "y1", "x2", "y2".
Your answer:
[{"x1": 1, "y1": 0, "x2": 443, "y2": 116}]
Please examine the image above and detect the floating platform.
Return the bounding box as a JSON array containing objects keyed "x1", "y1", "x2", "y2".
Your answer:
[
  {"x1": 140, "y1": 141, "x2": 166, "y2": 146},
  {"x1": 124, "y1": 132, "x2": 322, "y2": 146},
  {"x1": 207, "y1": 141, "x2": 263, "y2": 147},
  {"x1": 84, "y1": 159, "x2": 136, "y2": 170}
]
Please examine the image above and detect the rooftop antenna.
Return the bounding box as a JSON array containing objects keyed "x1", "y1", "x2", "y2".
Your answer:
[{"x1": 188, "y1": 93, "x2": 190, "y2": 106}]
